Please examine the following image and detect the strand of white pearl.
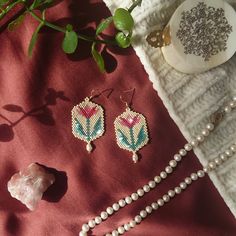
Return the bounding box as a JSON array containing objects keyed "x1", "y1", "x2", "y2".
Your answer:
[
  {"x1": 79, "y1": 96, "x2": 236, "y2": 236},
  {"x1": 105, "y1": 142, "x2": 236, "y2": 236}
]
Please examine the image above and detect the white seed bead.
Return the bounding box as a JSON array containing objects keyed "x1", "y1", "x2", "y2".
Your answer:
[
  {"x1": 129, "y1": 220, "x2": 136, "y2": 228},
  {"x1": 202, "y1": 129, "x2": 210, "y2": 136},
  {"x1": 168, "y1": 190, "x2": 175, "y2": 198},
  {"x1": 146, "y1": 206, "x2": 152, "y2": 214},
  {"x1": 143, "y1": 185, "x2": 150, "y2": 192},
  {"x1": 197, "y1": 135, "x2": 204, "y2": 142},
  {"x1": 101, "y1": 211, "x2": 108, "y2": 220},
  {"x1": 165, "y1": 166, "x2": 173, "y2": 174},
  {"x1": 151, "y1": 202, "x2": 159, "y2": 210},
  {"x1": 154, "y1": 176, "x2": 161, "y2": 183},
  {"x1": 184, "y1": 143, "x2": 192, "y2": 151},
  {"x1": 160, "y1": 171, "x2": 167, "y2": 179},
  {"x1": 190, "y1": 139, "x2": 198, "y2": 147},
  {"x1": 140, "y1": 210, "x2": 147, "y2": 218},
  {"x1": 118, "y1": 199, "x2": 126, "y2": 207},
  {"x1": 95, "y1": 216, "x2": 102, "y2": 224},
  {"x1": 135, "y1": 215, "x2": 142, "y2": 223},
  {"x1": 180, "y1": 182, "x2": 187, "y2": 189},
  {"x1": 224, "y1": 106, "x2": 231, "y2": 113},
  {"x1": 88, "y1": 220, "x2": 95, "y2": 228},
  {"x1": 225, "y1": 149, "x2": 233, "y2": 157},
  {"x1": 197, "y1": 170, "x2": 205, "y2": 178},
  {"x1": 117, "y1": 226, "x2": 125, "y2": 234},
  {"x1": 124, "y1": 224, "x2": 130, "y2": 231},
  {"x1": 149, "y1": 180, "x2": 156, "y2": 188},
  {"x1": 209, "y1": 162, "x2": 216, "y2": 170},
  {"x1": 230, "y1": 144, "x2": 236, "y2": 152},
  {"x1": 214, "y1": 157, "x2": 222, "y2": 165},
  {"x1": 131, "y1": 193, "x2": 139, "y2": 201},
  {"x1": 179, "y1": 149, "x2": 187, "y2": 156},
  {"x1": 163, "y1": 194, "x2": 170, "y2": 202},
  {"x1": 113, "y1": 203, "x2": 120, "y2": 211},
  {"x1": 112, "y1": 230, "x2": 118, "y2": 236},
  {"x1": 175, "y1": 187, "x2": 182, "y2": 194},
  {"x1": 220, "y1": 153, "x2": 228, "y2": 161},
  {"x1": 106, "y1": 207, "x2": 114, "y2": 215},
  {"x1": 125, "y1": 196, "x2": 132, "y2": 204},
  {"x1": 79, "y1": 231, "x2": 87, "y2": 236},
  {"x1": 157, "y1": 199, "x2": 164, "y2": 206},
  {"x1": 174, "y1": 154, "x2": 182, "y2": 162},
  {"x1": 191, "y1": 173, "x2": 198, "y2": 181},
  {"x1": 82, "y1": 224, "x2": 89, "y2": 232},
  {"x1": 185, "y1": 177, "x2": 192, "y2": 185},
  {"x1": 169, "y1": 160, "x2": 177, "y2": 167},
  {"x1": 206, "y1": 123, "x2": 214, "y2": 131},
  {"x1": 137, "y1": 189, "x2": 145, "y2": 197}
]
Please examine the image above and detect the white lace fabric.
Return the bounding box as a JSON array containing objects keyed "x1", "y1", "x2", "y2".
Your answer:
[{"x1": 102, "y1": 0, "x2": 236, "y2": 218}]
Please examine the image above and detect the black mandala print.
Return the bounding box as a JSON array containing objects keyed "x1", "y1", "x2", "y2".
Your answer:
[{"x1": 176, "y1": 2, "x2": 233, "y2": 61}]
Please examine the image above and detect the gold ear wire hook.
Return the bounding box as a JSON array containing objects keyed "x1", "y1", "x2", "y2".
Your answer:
[
  {"x1": 89, "y1": 88, "x2": 114, "y2": 100},
  {"x1": 120, "y1": 88, "x2": 135, "y2": 108}
]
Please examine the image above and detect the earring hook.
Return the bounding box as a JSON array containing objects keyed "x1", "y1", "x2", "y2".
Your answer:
[
  {"x1": 120, "y1": 88, "x2": 135, "y2": 108},
  {"x1": 89, "y1": 88, "x2": 114, "y2": 100}
]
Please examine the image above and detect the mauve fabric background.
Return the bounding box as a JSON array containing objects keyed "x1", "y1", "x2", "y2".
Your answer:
[{"x1": 0, "y1": 0, "x2": 236, "y2": 235}]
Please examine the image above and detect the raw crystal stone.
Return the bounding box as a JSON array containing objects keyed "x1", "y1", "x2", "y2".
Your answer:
[{"x1": 8, "y1": 163, "x2": 55, "y2": 211}]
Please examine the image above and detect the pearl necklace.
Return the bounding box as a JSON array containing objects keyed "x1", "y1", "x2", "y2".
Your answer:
[{"x1": 79, "y1": 96, "x2": 236, "y2": 236}]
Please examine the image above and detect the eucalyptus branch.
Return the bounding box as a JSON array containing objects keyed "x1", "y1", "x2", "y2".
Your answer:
[{"x1": 0, "y1": 0, "x2": 24, "y2": 20}]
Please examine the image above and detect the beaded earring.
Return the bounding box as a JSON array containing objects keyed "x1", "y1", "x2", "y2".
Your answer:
[
  {"x1": 71, "y1": 90, "x2": 111, "y2": 153},
  {"x1": 114, "y1": 89, "x2": 149, "y2": 163}
]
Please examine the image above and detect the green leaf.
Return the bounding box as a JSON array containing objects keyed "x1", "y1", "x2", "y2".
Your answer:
[
  {"x1": 135, "y1": 125, "x2": 146, "y2": 148},
  {"x1": 91, "y1": 117, "x2": 102, "y2": 138},
  {"x1": 0, "y1": 0, "x2": 8, "y2": 6},
  {"x1": 7, "y1": 14, "x2": 25, "y2": 32},
  {"x1": 96, "y1": 16, "x2": 113, "y2": 35},
  {"x1": 28, "y1": 22, "x2": 44, "y2": 57},
  {"x1": 91, "y1": 43, "x2": 105, "y2": 73},
  {"x1": 115, "y1": 32, "x2": 131, "y2": 48},
  {"x1": 117, "y1": 129, "x2": 131, "y2": 149},
  {"x1": 74, "y1": 118, "x2": 86, "y2": 137},
  {"x1": 113, "y1": 8, "x2": 134, "y2": 32},
  {"x1": 62, "y1": 25, "x2": 78, "y2": 54}
]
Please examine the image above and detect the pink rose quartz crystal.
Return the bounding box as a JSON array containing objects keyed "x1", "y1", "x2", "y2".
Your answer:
[{"x1": 8, "y1": 163, "x2": 55, "y2": 211}]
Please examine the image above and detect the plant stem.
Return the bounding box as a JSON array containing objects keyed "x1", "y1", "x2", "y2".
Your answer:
[
  {"x1": 128, "y1": 0, "x2": 142, "y2": 13},
  {"x1": 0, "y1": 0, "x2": 24, "y2": 20}
]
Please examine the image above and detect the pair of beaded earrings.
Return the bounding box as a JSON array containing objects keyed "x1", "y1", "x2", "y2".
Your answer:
[{"x1": 71, "y1": 89, "x2": 149, "y2": 163}]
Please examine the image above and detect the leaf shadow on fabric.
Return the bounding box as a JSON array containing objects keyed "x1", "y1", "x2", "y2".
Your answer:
[{"x1": 0, "y1": 88, "x2": 70, "y2": 142}]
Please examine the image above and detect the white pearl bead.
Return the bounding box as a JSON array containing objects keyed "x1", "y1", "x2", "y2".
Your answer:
[
  {"x1": 191, "y1": 173, "x2": 198, "y2": 181},
  {"x1": 131, "y1": 193, "x2": 139, "y2": 201},
  {"x1": 180, "y1": 182, "x2": 187, "y2": 189},
  {"x1": 112, "y1": 203, "x2": 120, "y2": 211},
  {"x1": 220, "y1": 153, "x2": 228, "y2": 161},
  {"x1": 135, "y1": 215, "x2": 142, "y2": 223},
  {"x1": 95, "y1": 216, "x2": 102, "y2": 224},
  {"x1": 151, "y1": 202, "x2": 158, "y2": 210},
  {"x1": 157, "y1": 199, "x2": 164, "y2": 206},
  {"x1": 196, "y1": 135, "x2": 204, "y2": 142},
  {"x1": 107, "y1": 207, "x2": 114, "y2": 215},
  {"x1": 175, "y1": 187, "x2": 182, "y2": 194},
  {"x1": 214, "y1": 157, "x2": 222, "y2": 165},
  {"x1": 206, "y1": 123, "x2": 214, "y2": 131},
  {"x1": 101, "y1": 211, "x2": 108, "y2": 220},
  {"x1": 125, "y1": 196, "x2": 132, "y2": 204},
  {"x1": 174, "y1": 154, "x2": 182, "y2": 162},
  {"x1": 163, "y1": 194, "x2": 170, "y2": 202},
  {"x1": 203, "y1": 166, "x2": 210, "y2": 173},
  {"x1": 124, "y1": 223, "x2": 130, "y2": 231},
  {"x1": 190, "y1": 139, "x2": 198, "y2": 147},
  {"x1": 143, "y1": 185, "x2": 150, "y2": 192},
  {"x1": 118, "y1": 199, "x2": 126, "y2": 207},
  {"x1": 165, "y1": 166, "x2": 173, "y2": 174},
  {"x1": 129, "y1": 220, "x2": 136, "y2": 228},
  {"x1": 137, "y1": 189, "x2": 145, "y2": 197},
  {"x1": 184, "y1": 143, "x2": 192, "y2": 151},
  {"x1": 146, "y1": 206, "x2": 152, "y2": 214},
  {"x1": 160, "y1": 171, "x2": 167, "y2": 179},
  {"x1": 233, "y1": 96, "x2": 236, "y2": 101},
  {"x1": 185, "y1": 177, "x2": 192, "y2": 185},
  {"x1": 197, "y1": 170, "x2": 205, "y2": 178},
  {"x1": 225, "y1": 149, "x2": 233, "y2": 157},
  {"x1": 230, "y1": 101, "x2": 236, "y2": 108},
  {"x1": 169, "y1": 160, "x2": 177, "y2": 167},
  {"x1": 179, "y1": 149, "x2": 187, "y2": 156},
  {"x1": 112, "y1": 230, "x2": 119, "y2": 236},
  {"x1": 79, "y1": 231, "x2": 87, "y2": 236},
  {"x1": 88, "y1": 220, "x2": 95, "y2": 228},
  {"x1": 230, "y1": 144, "x2": 236, "y2": 152},
  {"x1": 117, "y1": 226, "x2": 125, "y2": 234},
  {"x1": 154, "y1": 176, "x2": 161, "y2": 183},
  {"x1": 168, "y1": 190, "x2": 175, "y2": 198},
  {"x1": 201, "y1": 129, "x2": 209, "y2": 136},
  {"x1": 140, "y1": 210, "x2": 148, "y2": 218},
  {"x1": 82, "y1": 224, "x2": 89, "y2": 232},
  {"x1": 148, "y1": 180, "x2": 156, "y2": 188},
  {"x1": 209, "y1": 162, "x2": 216, "y2": 170},
  {"x1": 224, "y1": 106, "x2": 231, "y2": 113}
]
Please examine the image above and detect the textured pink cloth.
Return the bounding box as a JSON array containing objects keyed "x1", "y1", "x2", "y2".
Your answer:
[{"x1": 0, "y1": 0, "x2": 235, "y2": 235}]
